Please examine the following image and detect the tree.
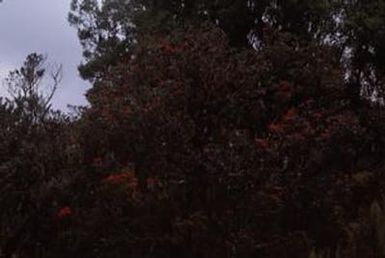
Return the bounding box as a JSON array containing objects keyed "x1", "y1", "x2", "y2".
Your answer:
[
  {"x1": 69, "y1": 0, "x2": 338, "y2": 80},
  {"x1": 341, "y1": 0, "x2": 385, "y2": 104},
  {"x1": 71, "y1": 25, "x2": 385, "y2": 257},
  {"x1": 3, "y1": 53, "x2": 62, "y2": 121},
  {"x1": 70, "y1": 0, "x2": 385, "y2": 108},
  {"x1": 68, "y1": 0, "x2": 137, "y2": 81},
  {"x1": 1, "y1": 15, "x2": 385, "y2": 258},
  {"x1": 0, "y1": 54, "x2": 81, "y2": 258}
]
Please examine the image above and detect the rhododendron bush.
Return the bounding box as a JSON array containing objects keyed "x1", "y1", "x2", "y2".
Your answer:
[
  {"x1": 70, "y1": 26, "x2": 385, "y2": 257},
  {"x1": 1, "y1": 25, "x2": 385, "y2": 258}
]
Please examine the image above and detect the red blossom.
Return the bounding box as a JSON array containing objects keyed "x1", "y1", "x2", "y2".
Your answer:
[
  {"x1": 93, "y1": 157, "x2": 103, "y2": 168},
  {"x1": 313, "y1": 112, "x2": 323, "y2": 119},
  {"x1": 268, "y1": 123, "x2": 283, "y2": 133},
  {"x1": 304, "y1": 98, "x2": 313, "y2": 105},
  {"x1": 104, "y1": 174, "x2": 128, "y2": 184},
  {"x1": 319, "y1": 129, "x2": 332, "y2": 139},
  {"x1": 103, "y1": 171, "x2": 138, "y2": 188},
  {"x1": 279, "y1": 80, "x2": 291, "y2": 92},
  {"x1": 57, "y1": 206, "x2": 72, "y2": 219},
  {"x1": 282, "y1": 108, "x2": 297, "y2": 122},
  {"x1": 176, "y1": 41, "x2": 189, "y2": 52},
  {"x1": 146, "y1": 177, "x2": 160, "y2": 189},
  {"x1": 159, "y1": 41, "x2": 175, "y2": 54},
  {"x1": 254, "y1": 138, "x2": 270, "y2": 149}
]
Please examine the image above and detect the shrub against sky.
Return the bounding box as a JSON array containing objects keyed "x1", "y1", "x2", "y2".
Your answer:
[
  {"x1": 1, "y1": 1, "x2": 385, "y2": 258},
  {"x1": 0, "y1": 0, "x2": 89, "y2": 110}
]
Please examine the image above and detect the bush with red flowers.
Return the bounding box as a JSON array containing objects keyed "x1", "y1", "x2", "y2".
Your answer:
[{"x1": 1, "y1": 25, "x2": 385, "y2": 258}]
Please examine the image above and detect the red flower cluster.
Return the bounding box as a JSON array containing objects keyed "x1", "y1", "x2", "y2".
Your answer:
[
  {"x1": 159, "y1": 40, "x2": 189, "y2": 54},
  {"x1": 93, "y1": 157, "x2": 104, "y2": 168},
  {"x1": 268, "y1": 123, "x2": 283, "y2": 133},
  {"x1": 282, "y1": 108, "x2": 297, "y2": 122},
  {"x1": 103, "y1": 171, "x2": 138, "y2": 187},
  {"x1": 57, "y1": 206, "x2": 72, "y2": 219},
  {"x1": 254, "y1": 138, "x2": 270, "y2": 149},
  {"x1": 146, "y1": 176, "x2": 160, "y2": 190},
  {"x1": 279, "y1": 80, "x2": 291, "y2": 92}
]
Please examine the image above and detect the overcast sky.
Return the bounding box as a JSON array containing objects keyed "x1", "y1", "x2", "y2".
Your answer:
[{"x1": 0, "y1": 0, "x2": 90, "y2": 110}]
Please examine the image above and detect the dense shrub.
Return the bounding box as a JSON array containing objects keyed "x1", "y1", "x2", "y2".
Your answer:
[
  {"x1": 2, "y1": 25, "x2": 385, "y2": 258},
  {"x1": 66, "y1": 26, "x2": 385, "y2": 257}
]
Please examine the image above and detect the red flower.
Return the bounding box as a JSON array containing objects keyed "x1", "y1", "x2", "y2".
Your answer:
[
  {"x1": 93, "y1": 157, "x2": 103, "y2": 168},
  {"x1": 279, "y1": 80, "x2": 291, "y2": 92},
  {"x1": 282, "y1": 108, "x2": 297, "y2": 122},
  {"x1": 254, "y1": 138, "x2": 270, "y2": 149},
  {"x1": 57, "y1": 206, "x2": 72, "y2": 219},
  {"x1": 103, "y1": 171, "x2": 138, "y2": 188},
  {"x1": 146, "y1": 177, "x2": 159, "y2": 190},
  {"x1": 177, "y1": 41, "x2": 189, "y2": 51},
  {"x1": 159, "y1": 41, "x2": 175, "y2": 54},
  {"x1": 268, "y1": 123, "x2": 283, "y2": 133},
  {"x1": 104, "y1": 174, "x2": 127, "y2": 184},
  {"x1": 313, "y1": 112, "x2": 323, "y2": 118}
]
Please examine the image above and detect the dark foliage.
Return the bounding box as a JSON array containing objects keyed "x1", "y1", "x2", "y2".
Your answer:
[{"x1": 2, "y1": 2, "x2": 385, "y2": 258}]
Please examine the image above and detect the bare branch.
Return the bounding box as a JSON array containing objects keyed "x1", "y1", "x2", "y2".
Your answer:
[{"x1": 44, "y1": 63, "x2": 63, "y2": 108}]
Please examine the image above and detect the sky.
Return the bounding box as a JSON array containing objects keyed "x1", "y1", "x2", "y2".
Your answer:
[{"x1": 0, "y1": 0, "x2": 90, "y2": 110}]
